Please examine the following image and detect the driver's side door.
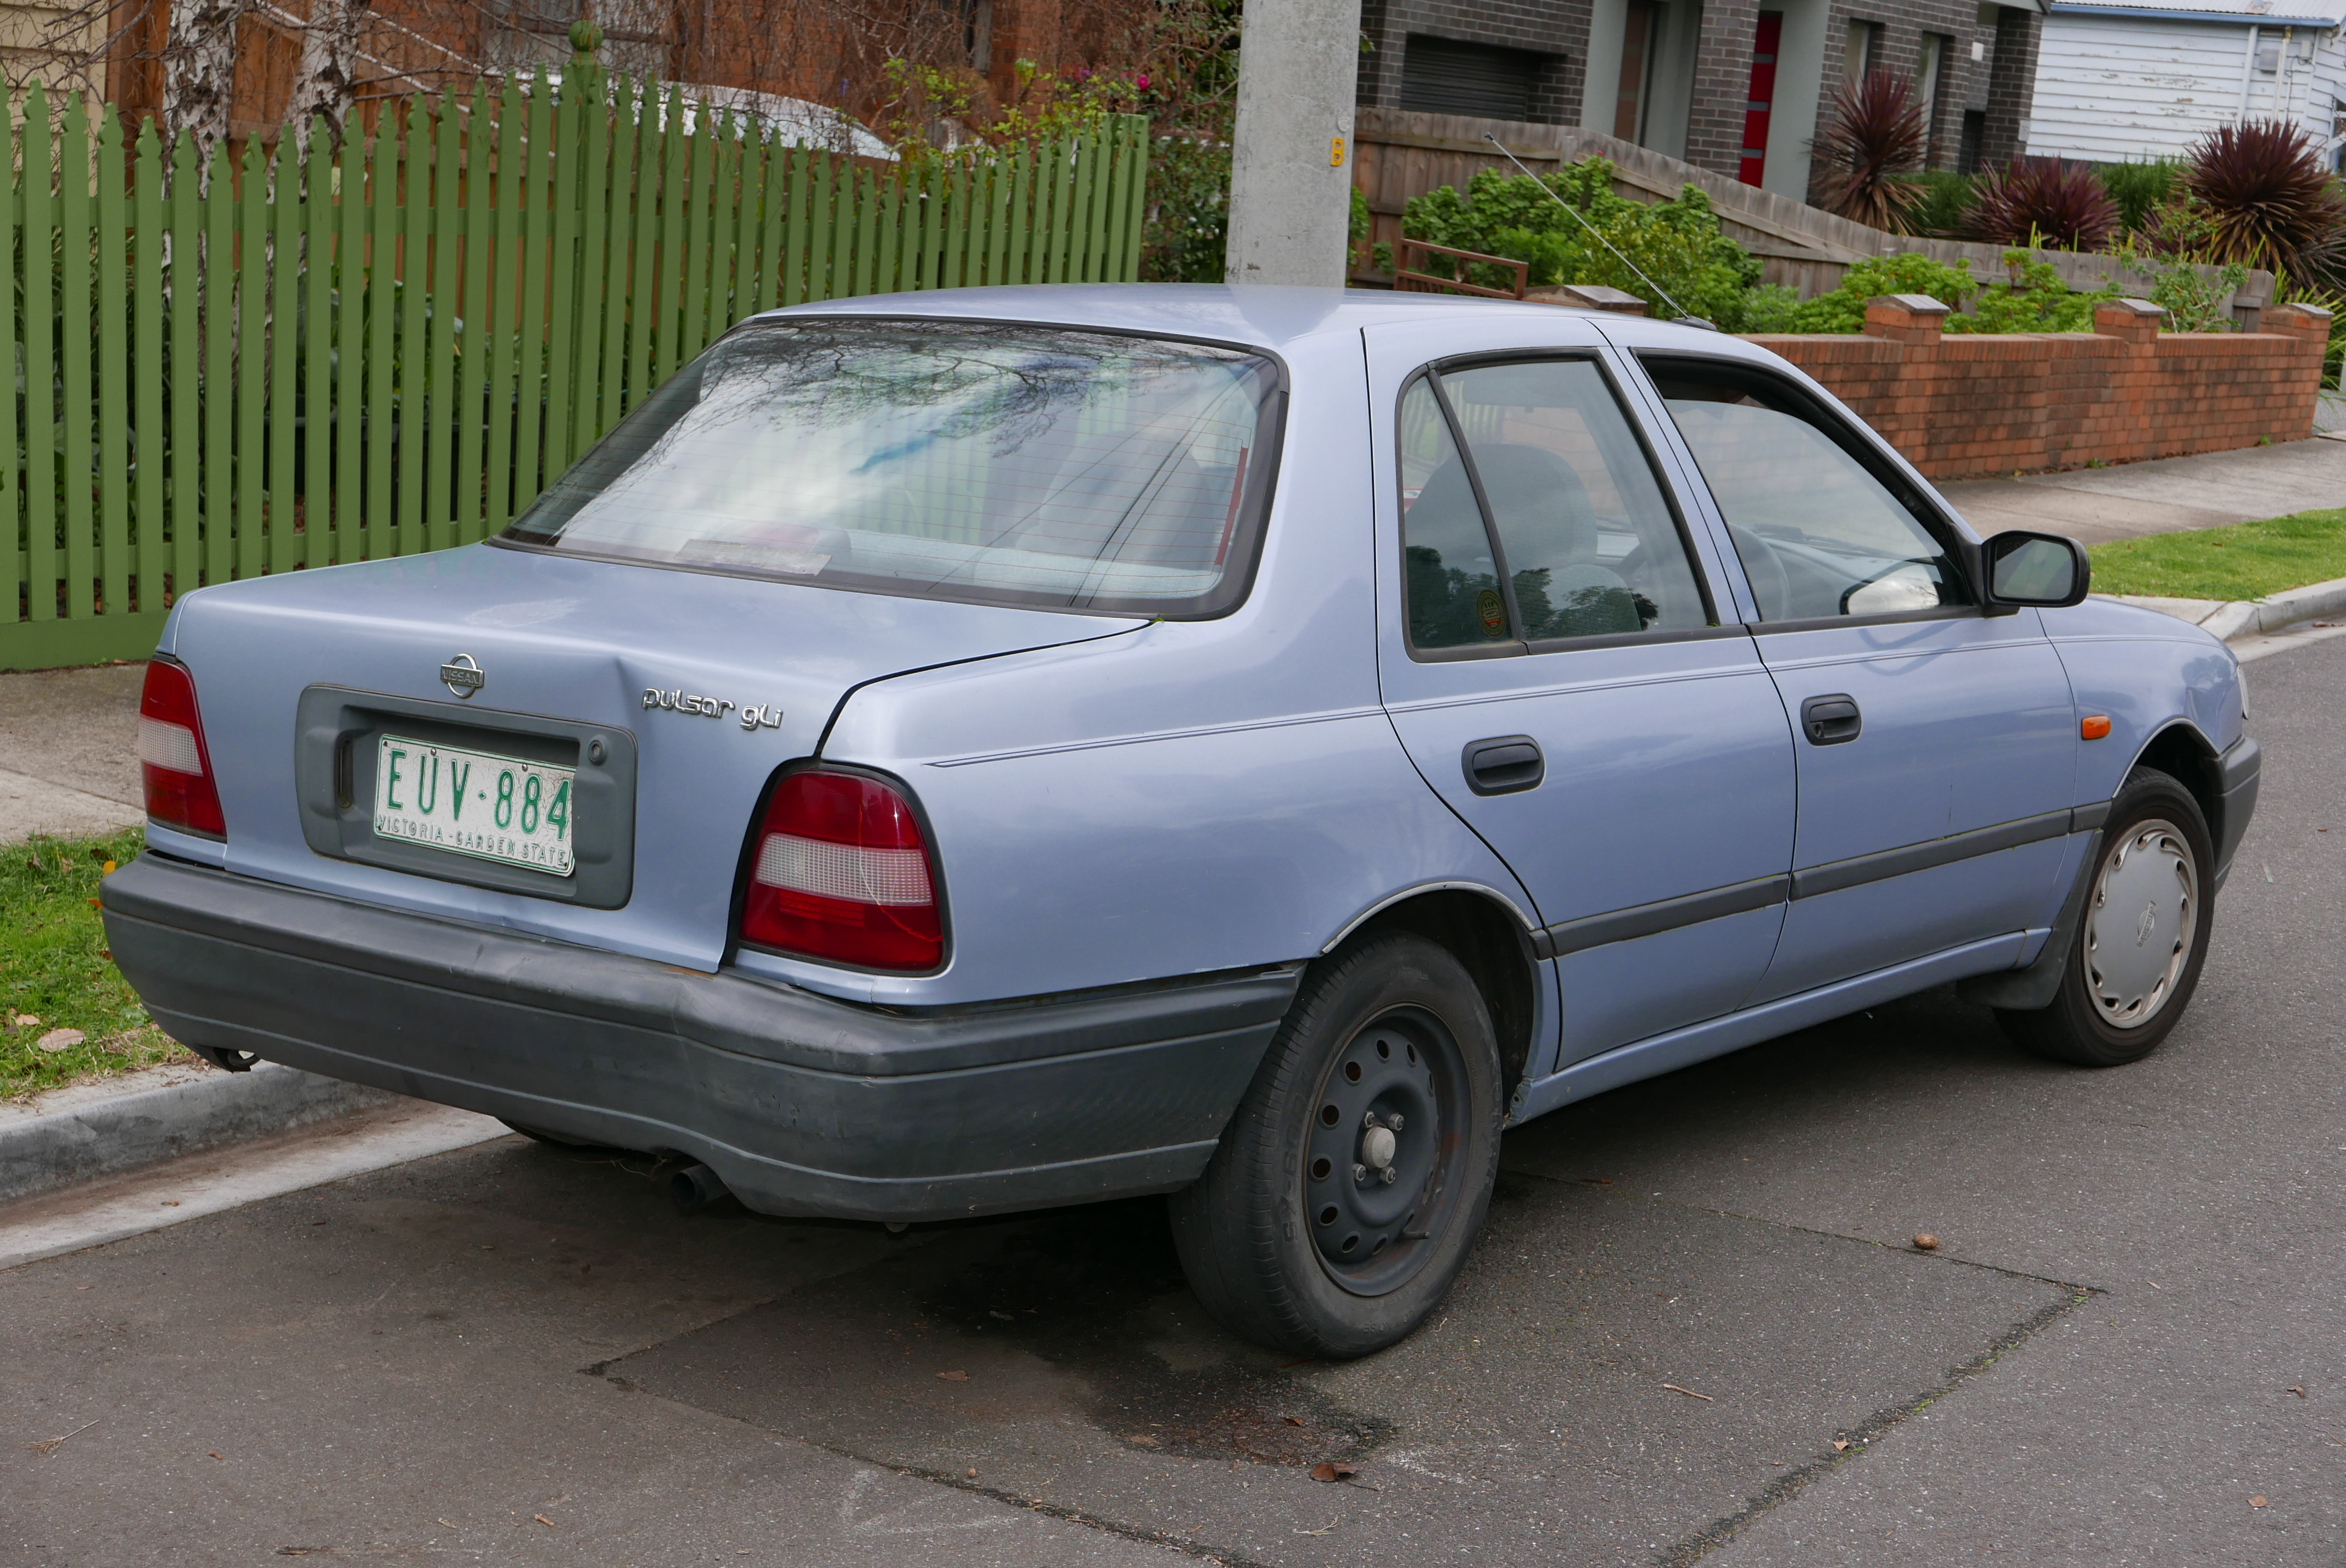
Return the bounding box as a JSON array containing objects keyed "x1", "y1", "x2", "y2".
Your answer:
[{"x1": 1632, "y1": 350, "x2": 2080, "y2": 1001}]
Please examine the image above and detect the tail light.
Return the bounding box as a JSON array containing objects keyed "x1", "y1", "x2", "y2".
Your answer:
[
  {"x1": 138, "y1": 657, "x2": 226, "y2": 837},
  {"x1": 740, "y1": 770, "x2": 942, "y2": 971}
]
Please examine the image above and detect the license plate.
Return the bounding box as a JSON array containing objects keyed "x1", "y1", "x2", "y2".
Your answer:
[{"x1": 373, "y1": 735, "x2": 576, "y2": 876}]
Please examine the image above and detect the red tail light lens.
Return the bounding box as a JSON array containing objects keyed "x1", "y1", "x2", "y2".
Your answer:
[
  {"x1": 138, "y1": 657, "x2": 226, "y2": 837},
  {"x1": 740, "y1": 771, "x2": 942, "y2": 971}
]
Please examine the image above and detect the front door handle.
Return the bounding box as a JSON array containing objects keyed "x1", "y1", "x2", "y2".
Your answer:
[
  {"x1": 1463, "y1": 735, "x2": 1544, "y2": 796},
  {"x1": 1801, "y1": 693, "x2": 1863, "y2": 746}
]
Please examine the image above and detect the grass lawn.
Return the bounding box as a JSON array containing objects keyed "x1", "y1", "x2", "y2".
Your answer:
[
  {"x1": 2089, "y1": 507, "x2": 2346, "y2": 602},
  {"x1": 3, "y1": 828, "x2": 197, "y2": 1100}
]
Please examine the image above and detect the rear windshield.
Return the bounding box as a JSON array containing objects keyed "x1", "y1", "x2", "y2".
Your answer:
[{"x1": 500, "y1": 318, "x2": 1283, "y2": 618}]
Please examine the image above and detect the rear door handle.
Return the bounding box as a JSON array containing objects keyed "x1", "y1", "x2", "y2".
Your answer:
[
  {"x1": 1800, "y1": 693, "x2": 1863, "y2": 746},
  {"x1": 1463, "y1": 735, "x2": 1544, "y2": 796}
]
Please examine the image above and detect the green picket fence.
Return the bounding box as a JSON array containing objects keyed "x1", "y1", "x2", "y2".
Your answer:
[{"x1": 1, "y1": 77, "x2": 1149, "y2": 667}]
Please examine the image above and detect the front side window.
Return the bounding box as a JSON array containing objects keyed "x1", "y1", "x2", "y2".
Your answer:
[
  {"x1": 502, "y1": 320, "x2": 1281, "y2": 618},
  {"x1": 1399, "y1": 357, "x2": 1714, "y2": 653},
  {"x1": 1643, "y1": 357, "x2": 1972, "y2": 622}
]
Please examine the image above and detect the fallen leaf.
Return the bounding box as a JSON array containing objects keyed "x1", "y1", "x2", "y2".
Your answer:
[
  {"x1": 437, "y1": 1519, "x2": 459, "y2": 1530},
  {"x1": 86, "y1": 897, "x2": 100, "y2": 908},
  {"x1": 2250, "y1": 1496, "x2": 2268, "y2": 1508},
  {"x1": 533, "y1": 1514, "x2": 555, "y2": 1527},
  {"x1": 964, "y1": 1467, "x2": 978, "y2": 1479},
  {"x1": 1282, "y1": 1415, "x2": 1306, "y2": 1427},
  {"x1": 1912, "y1": 1233, "x2": 1940, "y2": 1252},
  {"x1": 36, "y1": 1028, "x2": 85, "y2": 1052},
  {"x1": 1295, "y1": 1518, "x2": 1340, "y2": 1536},
  {"x1": 161, "y1": 1200, "x2": 180, "y2": 1207},
  {"x1": 1127, "y1": 1433, "x2": 1160, "y2": 1447},
  {"x1": 937, "y1": 1369, "x2": 969, "y2": 1382},
  {"x1": 1309, "y1": 1461, "x2": 1359, "y2": 1483},
  {"x1": 1831, "y1": 1440, "x2": 1851, "y2": 1453},
  {"x1": 101, "y1": 859, "x2": 116, "y2": 873},
  {"x1": 209, "y1": 1452, "x2": 222, "y2": 1460},
  {"x1": 1662, "y1": 1384, "x2": 1714, "y2": 1402},
  {"x1": 1578, "y1": 1176, "x2": 1613, "y2": 1185}
]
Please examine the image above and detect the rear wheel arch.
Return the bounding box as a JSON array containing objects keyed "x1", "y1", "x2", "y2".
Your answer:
[{"x1": 1341, "y1": 888, "x2": 1540, "y2": 1095}]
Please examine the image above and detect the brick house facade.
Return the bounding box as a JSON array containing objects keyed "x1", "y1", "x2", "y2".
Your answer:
[{"x1": 1358, "y1": 0, "x2": 2044, "y2": 198}]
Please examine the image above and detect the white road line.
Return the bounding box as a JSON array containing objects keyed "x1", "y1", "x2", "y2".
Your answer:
[{"x1": 0, "y1": 1102, "x2": 510, "y2": 1270}]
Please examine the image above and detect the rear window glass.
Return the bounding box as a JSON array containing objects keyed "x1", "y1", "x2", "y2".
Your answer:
[{"x1": 500, "y1": 319, "x2": 1282, "y2": 617}]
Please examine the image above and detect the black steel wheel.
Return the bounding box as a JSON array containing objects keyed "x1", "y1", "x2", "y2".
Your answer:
[{"x1": 1169, "y1": 930, "x2": 1504, "y2": 1358}]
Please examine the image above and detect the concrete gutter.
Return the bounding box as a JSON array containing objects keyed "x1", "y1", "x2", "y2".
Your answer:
[
  {"x1": 2101, "y1": 574, "x2": 2346, "y2": 643},
  {"x1": 0, "y1": 1062, "x2": 400, "y2": 1206}
]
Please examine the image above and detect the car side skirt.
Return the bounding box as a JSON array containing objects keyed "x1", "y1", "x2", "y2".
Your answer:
[{"x1": 1512, "y1": 930, "x2": 2029, "y2": 1123}]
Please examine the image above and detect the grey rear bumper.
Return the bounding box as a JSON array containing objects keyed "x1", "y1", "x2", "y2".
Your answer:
[{"x1": 100, "y1": 854, "x2": 1297, "y2": 1222}]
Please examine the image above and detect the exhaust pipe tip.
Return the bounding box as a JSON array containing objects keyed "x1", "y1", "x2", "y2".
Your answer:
[{"x1": 670, "y1": 1162, "x2": 729, "y2": 1213}]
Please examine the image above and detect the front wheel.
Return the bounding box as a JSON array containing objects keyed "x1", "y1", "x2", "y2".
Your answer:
[
  {"x1": 1996, "y1": 766, "x2": 2214, "y2": 1068},
  {"x1": 1169, "y1": 931, "x2": 1504, "y2": 1358}
]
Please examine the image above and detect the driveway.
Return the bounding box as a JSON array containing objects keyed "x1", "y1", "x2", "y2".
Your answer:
[{"x1": 3, "y1": 634, "x2": 2341, "y2": 1566}]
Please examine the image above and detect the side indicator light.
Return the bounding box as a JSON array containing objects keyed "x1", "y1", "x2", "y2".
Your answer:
[{"x1": 2081, "y1": 715, "x2": 2112, "y2": 740}]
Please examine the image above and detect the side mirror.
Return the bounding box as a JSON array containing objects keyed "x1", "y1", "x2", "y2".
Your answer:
[{"x1": 1984, "y1": 530, "x2": 2090, "y2": 609}]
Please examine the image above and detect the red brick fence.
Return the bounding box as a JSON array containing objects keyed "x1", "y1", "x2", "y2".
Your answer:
[{"x1": 1747, "y1": 296, "x2": 2334, "y2": 481}]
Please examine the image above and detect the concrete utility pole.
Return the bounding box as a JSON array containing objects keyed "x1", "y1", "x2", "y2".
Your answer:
[{"x1": 1224, "y1": 0, "x2": 1364, "y2": 288}]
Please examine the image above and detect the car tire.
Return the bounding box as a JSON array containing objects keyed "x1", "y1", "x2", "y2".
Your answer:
[
  {"x1": 1996, "y1": 767, "x2": 2214, "y2": 1068},
  {"x1": 1168, "y1": 931, "x2": 1504, "y2": 1359}
]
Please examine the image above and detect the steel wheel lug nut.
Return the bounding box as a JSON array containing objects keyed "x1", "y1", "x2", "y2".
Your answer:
[
  {"x1": 1362, "y1": 1110, "x2": 1379, "y2": 1130},
  {"x1": 1379, "y1": 1167, "x2": 1397, "y2": 1185},
  {"x1": 1352, "y1": 1163, "x2": 1368, "y2": 1184},
  {"x1": 1387, "y1": 1112, "x2": 1405, "y2": 1133}
]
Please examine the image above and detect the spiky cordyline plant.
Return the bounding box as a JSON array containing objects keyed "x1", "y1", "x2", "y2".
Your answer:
[
  {"x1": 1810, "y1": 68, "x2": 1927, "y2": 233},
  {"x1": 1964, "y1": 158, "x2": 2120, "y2": 251},
  {"x1": 2182, "y1": 119, "x2": 2346, "y2": 283}
]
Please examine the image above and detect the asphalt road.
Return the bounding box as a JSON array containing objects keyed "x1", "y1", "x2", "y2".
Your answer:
[{"x1": 4, "y1": 632, "x2": 2342, "y2": 1566}]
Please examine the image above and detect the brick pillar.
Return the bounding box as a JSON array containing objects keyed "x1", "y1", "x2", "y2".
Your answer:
[
  {"x1": 1978, "y1": 6, "x2": 2041, "y2": 169},
  {"x1": 2093, "y1": 297, "x2": 2166, "y2": 343},
  {"x1": 1864, "y1": 294, "x2": 1951, "y2": 344},
  {"x1": 2264, "y1": 301, "x2": 2336, "y2": 346},
  {"x1": 1682, "y1": 0, "x2": 1762, "y2": 179}
]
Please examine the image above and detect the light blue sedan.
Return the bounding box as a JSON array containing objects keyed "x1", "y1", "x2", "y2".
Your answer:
[{"x1": 104, "y1": 286, "x2": 2258, "y2": 1356}]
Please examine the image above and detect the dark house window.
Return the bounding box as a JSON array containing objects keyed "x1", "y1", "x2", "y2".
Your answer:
[
  {"x1": 1400, "y1": 35, "x2": 1544, "y2": 120},
  {"x1": 1957, "y1": 108, "x2": 1985, "y2": 174}
]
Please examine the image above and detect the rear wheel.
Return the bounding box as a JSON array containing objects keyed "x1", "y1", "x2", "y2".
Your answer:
[
  {"x1": 1169, "y1": 931, "x2": 1504, "y2": 1358},
  {"x1": 1996, "y1": 767, "x2": 2213, "y2": 1068}
]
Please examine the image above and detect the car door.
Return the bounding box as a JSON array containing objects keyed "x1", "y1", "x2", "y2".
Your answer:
[
  {"x1": 1631, "y1": 350, "x2": 2079, "y2": 1001},
  {"x1": 1367, "y1": 320, "x2": 1798, "y2": 1064}
]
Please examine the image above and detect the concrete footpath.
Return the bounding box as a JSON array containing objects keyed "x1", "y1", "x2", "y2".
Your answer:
[
  {"x1": 0, "y1": 660, "x2": 144, "y2": 843},
  {"x1": 1939, "y1": 432, "x2": 2346, "y2": 544}
]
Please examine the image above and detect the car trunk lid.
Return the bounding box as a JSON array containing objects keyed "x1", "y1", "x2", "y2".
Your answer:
[{"x1": 164, "y1": 543, "x2": 1142, "y2": 971}]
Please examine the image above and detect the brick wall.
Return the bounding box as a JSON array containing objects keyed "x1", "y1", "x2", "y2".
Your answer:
[
  {"x1": 1745, "y1": 299, "x2": 2333, "y2": 480},
  {"x1": 1358, "y1": 0, "x2": 1590, "y2": 125},
  {"x1": 1977, "y1": 5, "x2": 2041, "y2": 170}
]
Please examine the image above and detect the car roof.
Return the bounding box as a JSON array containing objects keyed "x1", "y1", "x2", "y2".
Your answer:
[{"x1": 741, "y1": 283, "x2": 1718, "y2": 355}]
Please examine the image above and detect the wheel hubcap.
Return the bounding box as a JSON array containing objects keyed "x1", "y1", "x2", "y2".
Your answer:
[
  {"x1": 1304, "y1": 1008, "x2": 1463, "y2": 1297},
  {"x1": 2084, "y1": 817, "x2": 2198, "y2": 1029}
]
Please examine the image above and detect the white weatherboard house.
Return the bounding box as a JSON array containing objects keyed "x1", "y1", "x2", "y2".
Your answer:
[{"x1": 2029, "y1": 0, "x2": 2346, "y2": 165}]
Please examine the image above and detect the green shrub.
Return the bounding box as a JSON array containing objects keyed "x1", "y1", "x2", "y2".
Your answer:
[
  {"x1": 2098, "y1": 158, "x2": 2179, "y2": 235},
  {"x1": 1398, "y1": 160, "x2": 1770, "y2": 327},
  {"x1": 1907, "y1": 170, "x2": 1976, "y2": 237},
  {"x1": 1789, "y1": 253, "x2": 1980, "y2": 332}
]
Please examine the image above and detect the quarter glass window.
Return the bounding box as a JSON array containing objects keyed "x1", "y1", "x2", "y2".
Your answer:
[
  {"x1": 1400, "y1": 378, "x2": 1511, "y2": 648},
  {"x1": 1645, "y1": 361, "x2": 1971, "y2": 621}
]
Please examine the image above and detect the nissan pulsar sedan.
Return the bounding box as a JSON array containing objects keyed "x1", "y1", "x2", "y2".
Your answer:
[{"x1": 105, "y1": 286, "x2": 2258, "y2": 1357}]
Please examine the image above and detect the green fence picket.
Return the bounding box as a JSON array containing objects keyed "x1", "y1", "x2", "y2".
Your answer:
[
  {"x1": 133, "y1": 122, "x2": 165, "y2": 613},
  {"x1": 0, "y1": 91, "x2": 1147, "y2": 663},
  {"x1": 96, "y1": 110, "x2": 132, "y2": 618}
]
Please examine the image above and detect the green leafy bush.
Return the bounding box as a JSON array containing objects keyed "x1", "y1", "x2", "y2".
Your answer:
[
  {"x1": 1788, "y1": 249, "x2": 2121, "y2": 334},
  {"x1": 1907, "y1": 170, "x2": 1976, "y2": 238},
  {"x1": 2098, "y1": 159, "x2": 2178, "y2": 235},
  {"x1": 1398, "y1": 161, "x2": 1773, "y2": 328}
]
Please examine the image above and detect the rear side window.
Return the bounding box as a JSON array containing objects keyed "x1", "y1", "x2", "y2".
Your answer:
[
  {"x1": 1641, "y1": 356, "x2": 1972, "y2": 621},
  {"x1": 1399, "y1": 356, "x2": 1713, "y2": 653},
  {"x1": 502, "y1": 320, "x2": 1282, "y2": 618}
]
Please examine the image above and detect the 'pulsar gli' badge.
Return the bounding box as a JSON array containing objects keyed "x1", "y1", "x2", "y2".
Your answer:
[{"x1": 643, "y1": 688, "x2": 784, "y2": 732}]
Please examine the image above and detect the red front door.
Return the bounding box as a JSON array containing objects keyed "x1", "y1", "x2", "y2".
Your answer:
[{"x1": 1740, "y1": 12, "x2": 1782, "y2": 186}]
